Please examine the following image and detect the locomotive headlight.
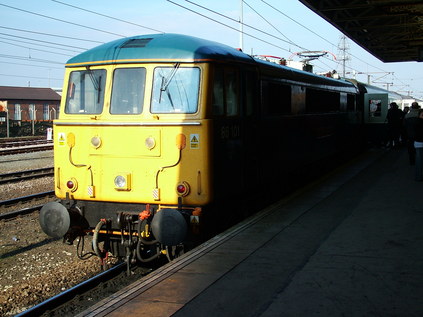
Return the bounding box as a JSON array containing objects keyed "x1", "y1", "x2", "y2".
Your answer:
[
  {"x1": 114, "y1": 174, "x2": 131, "y2": 191},
  {"x1": 145, "y1": 136, "x2": 156, "y2": 150},
  {"x1": 176, "y1": 181, "x2": 190, "y2": 197},
  {"x1": 114, "y1": 175, "x2": 126, "y2": 188}
]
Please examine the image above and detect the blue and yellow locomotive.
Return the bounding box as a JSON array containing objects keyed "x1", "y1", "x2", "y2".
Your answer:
[{"x1": 40, "y1": 33, "x2": 365, "y2": 264}]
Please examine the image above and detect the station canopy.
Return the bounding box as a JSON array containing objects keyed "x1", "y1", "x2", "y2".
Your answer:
[{"x1": 299, "y1": 0, "x2": 423, "y2": 63}]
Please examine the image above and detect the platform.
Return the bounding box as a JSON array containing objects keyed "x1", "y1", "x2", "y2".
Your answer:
[{"x1": 80, "y1": 148, "x2": 423, "y2": 317}]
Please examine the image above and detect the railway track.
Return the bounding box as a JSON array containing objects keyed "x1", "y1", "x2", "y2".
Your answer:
[
  {"x1": 0, "y1": 139, "x2": 50, "y2": 148},
  {"x1": 0, "y1": 167, "x2": 54, "y2": 185},
  {"x1": 0, "y1": 136, "x2": 45, "y2": 145},
  {"x1": 0, "y1": 143, "x2": 53, "y2": 156},
  {"x1": 0, "y1": 137, "x2": 53, "y2": 156},
  {"x1": 0, "y1": 191, "x2": 56, "y2": 220},
  {"x1": 15, "y1": 263, "x2": 129, "y2": 317}
]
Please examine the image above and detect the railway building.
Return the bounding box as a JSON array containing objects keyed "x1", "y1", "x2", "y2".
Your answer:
[
  {"x1": 0, "y1": 86, "x2": 60, "y2": 122},
  {"x1": 0, "y1": 86, "x2": 61, "y2": 137}
]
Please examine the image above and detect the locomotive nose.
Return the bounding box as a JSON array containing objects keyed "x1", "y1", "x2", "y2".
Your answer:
[{"x1": 39, "y1": 202, "x2": 71, "y2": 238}]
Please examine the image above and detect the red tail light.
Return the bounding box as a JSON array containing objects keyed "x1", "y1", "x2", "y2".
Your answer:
[
  {"x1": 66, "y1": 178, "x2": 78, "y2": 192},
  {"x1": 176, "y1": 181, "x2": 190, "y2": 196}
]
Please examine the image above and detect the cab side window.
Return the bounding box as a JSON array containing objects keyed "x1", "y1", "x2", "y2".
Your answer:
[
  {"x1": 225, "y1": 69, "x2": 238, "y2": 116},
  {"x1": 244, "y1": 71, "x2": 256, "y2": 116},
  {"x1": 212, "y1": 67, "x2": 224, "y2": 115},
  {"x1": 212, "y1": 66, "x2": 239, "y2": 116}
]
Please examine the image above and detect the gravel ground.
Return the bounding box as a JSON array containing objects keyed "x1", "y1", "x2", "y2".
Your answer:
[{"x1": 0, "y1": 151, "x2": 108, "y2": 316}]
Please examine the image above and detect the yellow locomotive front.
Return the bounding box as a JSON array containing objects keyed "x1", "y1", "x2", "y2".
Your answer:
[
  {"x1": 55, "y1": 63, "x2": 211, "y2": 207},
  {"x1": 38, "y1": 34, "x2": 225, "y2": 263}
]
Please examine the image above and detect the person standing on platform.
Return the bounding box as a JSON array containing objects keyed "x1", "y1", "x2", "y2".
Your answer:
[
  {"x1": 404, "y1": 102, "x2": 421, "y2": 165},
  {"x1": 414, "y1": 109, "x2": 423, "y2": 181},
  {"x1": 386, "y1": 102, "x2": 404, "y2": 148},
  {"x1": 401, "y1": 106, "x2": 410, "y2": 145}
]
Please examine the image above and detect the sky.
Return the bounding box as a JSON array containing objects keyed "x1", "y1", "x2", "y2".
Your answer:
[{"x1": 0, "y1": 0, "x2": 422, "y2": 99}]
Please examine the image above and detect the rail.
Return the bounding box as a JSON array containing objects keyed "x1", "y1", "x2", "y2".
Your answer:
[
  {"x1": 0, "y1": 167, "x2": 54, "y2": 185},
  {"x1": 0, "y1": 191, "x2": 55, "y2": 217},
  {"x1": 15, "y1": 263, "x2": 127, "y2": 317},
  {"x1": 0, "y1": 143, "x2": 53, "y2": 156}
]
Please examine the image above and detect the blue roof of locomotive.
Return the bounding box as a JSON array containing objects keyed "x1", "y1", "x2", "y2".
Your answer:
[{"x1": 66, "y1": 33, "x2": 254, "y2": 67}]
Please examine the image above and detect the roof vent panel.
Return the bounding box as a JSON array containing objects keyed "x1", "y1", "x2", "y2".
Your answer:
[{"x1": 120, "y1": 38, "x2": 153, "y2": 48}]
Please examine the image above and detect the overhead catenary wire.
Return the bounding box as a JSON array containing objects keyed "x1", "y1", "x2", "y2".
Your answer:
[
  {"x1": 0, "y1": 37, "x2": 83, "y2": 55},
  {"x1": 242, "y1": 0, "x2": 295, "y2": 47},
  {"x1": 260, "y1": 0, "x2": 333, "y2": 49},
  {"x1": 0, "y1": 32, "x2": 88, "y2": 51},
  {"x1": 0, "y1": 25, "x2": 105, "y2": 44},
  {"x1": 170, "y1": 1, "x2": 349, "y2": 74},
  {"x1": 0, "y1": 39, "x2": 74, "y2": 57},
  {"x1": 182, "y1": 0, "x2": 300, "y2": 49},
  {"x1": 166, "y1": 0, "x2": 292, "y2": 53},
  {"x1": 0, "y1": 73, "x2": 63, "y2": 81},
  {"x1": 51, "y1": 0, "x2": 165, "y2": 34},
  {"x1": 260, "y1": 0, "x2": 392, "y2": 76},
  {"x1": 241, "y1": 0, "x2": 343, "y2": 72},
  {"x1": 0, "y1": 61, "x2": 63, "y2": 70},
  {"x1": 258, "y1": 0, "x2": 411, "y2": 91},
  {"x1": 0, "y1": 53, "x2": 63, "y2": 65},
  {"x1": 0, "y1": 3, "x2": 126, "y2": 38}
]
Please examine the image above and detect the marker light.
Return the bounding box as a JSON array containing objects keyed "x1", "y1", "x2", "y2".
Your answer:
[
  {"x1": 176, "y1": 181, "x2": 190, "y2": 197},
  {"x1": 91, "y1": 136, "x2": 102, "y2": 148},
  {"x1": 66, "y1": 178, "x2": 78, "y2": 192},
  {"x1": 145, "y1": 136, "x2": 156, "y2": 150}
]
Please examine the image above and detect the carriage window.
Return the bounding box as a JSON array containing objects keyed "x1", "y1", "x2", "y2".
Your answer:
[
  {"x1": 111, "y1": 68, "x2": 146, "y2": 114},
  {"x1": 65, "y1": 69, "x2": 106, "y2": 114},
  {"x1": 369, "y1": 99, "x2": 382, "y2": 117},
  {"x1": 347, "y1": 94, "x2": 356, "y2": 111},
  {"x1": 244, "y1": 72, "x2": 255, "y2": 116},
  {"x1": 151, "y1": 66, "x2": 200, "y2": 114},
  {"x1": 306, "y1": 88, "x2": 339, "y2": 113}
]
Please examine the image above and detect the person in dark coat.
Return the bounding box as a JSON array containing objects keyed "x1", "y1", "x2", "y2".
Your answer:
[
  {"x1": 386, "y1": 102, "x2": 404, "y2": 148},
  {"x1": 404, "y1": 102, "x2": 421, "y2": 165},
  {"x1": 414, "y1": 109, "x2": 423, "y2": 181},
  {"x1": 400, "y1": 106, "x2": 410, "y2": 145}
]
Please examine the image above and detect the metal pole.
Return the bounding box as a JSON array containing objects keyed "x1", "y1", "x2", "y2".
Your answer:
[
  {"x1": 239, "y1": 0, "x2": 244, "y2": 51},
  {"x1": 6, "y1": 110, "x2": 9, "y2": 138}
]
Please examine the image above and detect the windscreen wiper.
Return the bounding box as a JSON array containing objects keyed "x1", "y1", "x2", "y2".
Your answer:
[
  {"x1": 86, "y1": 67, "x2": 102, "y2": 103},
  {"x1": 159, "y1": 62, "x2": 180, "y2": 103}
]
